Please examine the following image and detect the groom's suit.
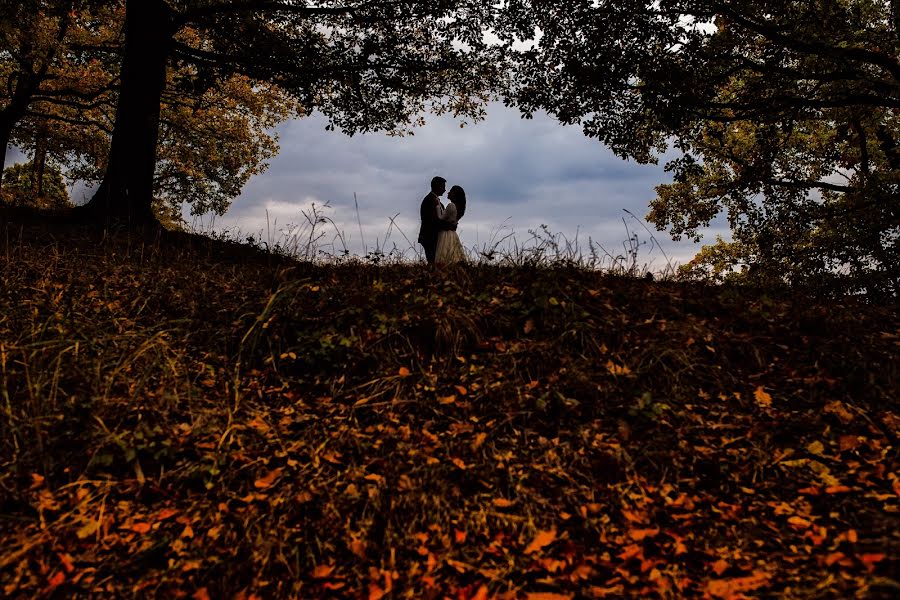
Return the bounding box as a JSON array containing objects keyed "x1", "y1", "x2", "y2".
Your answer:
[{"x1": 418, "y1": 192, "x2": 454, "y2": 264}]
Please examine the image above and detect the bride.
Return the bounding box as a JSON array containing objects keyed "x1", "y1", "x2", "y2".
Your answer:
[{"x1": 435, "y1": 185, "x2": 467, "y2": 264}]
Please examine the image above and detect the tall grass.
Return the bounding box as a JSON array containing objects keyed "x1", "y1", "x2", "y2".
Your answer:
[{"x1": 188, "y1": 202, "x2": 677, "y2": 277}]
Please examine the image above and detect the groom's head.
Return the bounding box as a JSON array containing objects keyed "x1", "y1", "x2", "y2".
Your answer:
[{"x1": 430, "y1": 176, "x2": 446, "y2": 197}]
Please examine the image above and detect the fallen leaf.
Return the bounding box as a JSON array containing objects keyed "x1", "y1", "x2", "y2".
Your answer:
[
  {"x1": 705, "y1": 571, "x2": 770, "y2": 598},
  {"x1": 524, "y1": 528, "x2": 557, "y2": 554},
  {"x1": 76, "y1": 519, "x2": 100, "y2": 539},
  {"x1": 193, "y1": 588, "x2": 210, "y2": 600},
  {"x1": 47, "y1": 571, "x2": 65, "y2": 588},
  {"x1": 131, "y1": 522, "x2": 152, "y2": 534},
  {"x1": 806, "y1": 441, "x2": 825, "y2": 456},
  {"x1": 398, "y1": 367, "x2": 410, "y2": 377},
  {"x1": 254, "y1": 468, "x2": 283, "y2": 490},
  {"x1": 313, "y1": 564, "x2": 335, "y2": 578},
  {"x1": 754, "y1": 386, "x2": 772, "y2": 407},
  {"x1": 525, "y1": 593, "x2": 572, "y2": 600},
  {"x1": 493, "y1": 498, "x2": 516, "y2": 508},
  {"x1": 439, "y1": 395, "x2": 457, "y2": 405},
  {"x1": 712, "y1": 559, "x2": 729, "y2": 576},
  {"x1": 629, "y1": 528, "x2": 659, "y2": 541},
  {"x1": 605, "y1": 360, "x2": 631, "y2": 376}
]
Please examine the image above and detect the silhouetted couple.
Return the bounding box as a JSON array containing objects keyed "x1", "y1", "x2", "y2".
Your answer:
[{"x1": 417, "y1": 176, "x2": 467, "y2": 265}]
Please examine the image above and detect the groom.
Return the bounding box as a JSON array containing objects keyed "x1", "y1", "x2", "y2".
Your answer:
[{"x1": 417, "y1": 176, "x2": 456, "y2": 264}]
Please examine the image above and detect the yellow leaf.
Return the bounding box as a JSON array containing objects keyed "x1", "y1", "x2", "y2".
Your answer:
[
  {"x1": 806, "y1": 441, "x2": 825, "y2": 456},
  {"x1": 754, "y1": 386, "x2": 772, "y2": 407},
  {"x1": 524, "y1": 528, "x2": 556, "y2": 554},
  {"x1": 76, "y1": 519, "x2": 100, "y2": 539}
]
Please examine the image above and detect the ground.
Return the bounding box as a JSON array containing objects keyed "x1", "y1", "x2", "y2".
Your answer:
[{"x1": 0, "y1": 212, "x2": 897, "y2": 598}]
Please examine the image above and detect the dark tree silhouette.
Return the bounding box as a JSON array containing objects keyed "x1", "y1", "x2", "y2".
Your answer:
[{"x1": 82, "y1": 0, "x2": 505, "y2": 224}]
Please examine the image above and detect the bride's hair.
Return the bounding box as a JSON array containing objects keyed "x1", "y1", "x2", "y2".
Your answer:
[{"x1": 449, "y1": 185, "x2": 466, "y2": 219}]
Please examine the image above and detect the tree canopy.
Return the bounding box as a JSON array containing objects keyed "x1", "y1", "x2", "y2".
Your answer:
[
  {"x1": 500, "y1": 0, "x2": 899, "y2": 297},
  {"x1": 79, "y1": 0, "x2": 505, "y2": 223},
  {"x1": 1, "y1": 1, "x2": 296, "y2": 219}
]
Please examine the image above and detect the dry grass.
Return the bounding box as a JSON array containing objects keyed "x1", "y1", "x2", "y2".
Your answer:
[{"x1": 0, "y1": 212, "x2": 897, "y2": 598}]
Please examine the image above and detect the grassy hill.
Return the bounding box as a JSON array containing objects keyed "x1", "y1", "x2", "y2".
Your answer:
[{"x1": 0, "y1": 214, "x2": 897, "y2": 598}]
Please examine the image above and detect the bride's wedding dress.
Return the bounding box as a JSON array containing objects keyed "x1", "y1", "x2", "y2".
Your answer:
[{"x1": 435, "y1": 201, "x2": 466, "y2": 264}]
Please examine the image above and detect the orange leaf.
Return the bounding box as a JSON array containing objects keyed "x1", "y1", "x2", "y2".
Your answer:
[
  {"x1": 525, "y1": 594, "x2": 572, "y2": 600},
  {"x1": 47, "y1": 571, "x2": 65, "y2": 588},
  {"x1": 470, "y1": 585, "x2": 490, "y2": 600},
  {"x1": 524, "y1": 528, "x2": 557, "y2": 554},
  {"x1": 253, "y1": 467, "x2": 283, "y2": 490},
  {"x1": 788, "y1": 516, "x2": 811, "y2": 529},
  {"x1": 450, "y1": 457, "x2": 467, "y2": 470},
  {"x1": 131, "y1": 522, "x2": 152, "y2": 534},
  {"x1": 313, "y1": 564, "x2": 335, "y2": 578},
  {"x1": 439, "y1": 395, "x2": 457, "y2": 405},
  {"x1": 861, "y1": 553, "x2": 885, "y2": 571},
  {"x1": 754, "y1": 386, "x2": 772, "y2": 407},
  {"x1": 629, "y1": 528, "x2": 659, "y2": 541},
  {"x1": 492, "y1": 498, "x2": 515, "y2": 508},
  {"x1": 712, "y1": 559, "x2": 729, "y2": 576},
  {"x1": 398, "y1": 367, "x2": 410, "y2": 377},
  {"x1": 193, "y1": 588, "x2": 210, "y2": 600},
  {"x1": 156, "y1": 508, "x2": 179, "y2": 521},
  {"x1": 705, "y1": 571, "x2": 770, "y2": 598},
  {"x1": 825, "y1": 485, "x2": 852, "y2": 494},
  {"x1": 454, "y1": 385, "x2": 468, "y2": 396},
  {"x1": 605, "y1": 360, "x2": 631, "y2": 376}
]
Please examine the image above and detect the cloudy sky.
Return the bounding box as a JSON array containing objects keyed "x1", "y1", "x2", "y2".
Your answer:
[{"x1": 8, "y1": 102, "x2": 730, "y2": 271}]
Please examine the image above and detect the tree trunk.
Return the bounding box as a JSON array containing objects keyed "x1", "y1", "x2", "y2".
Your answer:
[
  {"x1": 0, "y1": 82, "x2": 35, "y2": 203},
  {"x1": 84, "y1": 0, "x2": 174, "y2": 224}
]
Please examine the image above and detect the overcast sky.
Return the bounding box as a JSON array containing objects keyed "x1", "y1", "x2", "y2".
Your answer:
[{"x1": 7, "y1": 102, "x2": 730, "y2": 271}]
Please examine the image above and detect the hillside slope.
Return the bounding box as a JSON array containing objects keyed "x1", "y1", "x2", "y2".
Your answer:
[{"x1": 1, "y1": 216, "x2": 897, "y2": 598}]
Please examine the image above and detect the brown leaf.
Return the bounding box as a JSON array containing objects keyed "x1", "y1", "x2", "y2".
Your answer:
[
  {"x1": 524, "y1": 528, "x2": 557, "y2": 554},
  {"x1": 525, "y1": 594, "x2": 572, "y2": 600}
]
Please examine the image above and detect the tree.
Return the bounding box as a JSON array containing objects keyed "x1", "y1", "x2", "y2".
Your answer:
[
  {"x1": 1, "y1": 159, "x2": 71, "y2": 209},
  {"x1": 3, "y1": 1, "x2": 296, "y2": 219},
  {"x1": 83, "y1": 0, "x2": 505, "y2": 224},
  {"x1": 500, "y1": 0, "x2": 899, "y2": 297}
]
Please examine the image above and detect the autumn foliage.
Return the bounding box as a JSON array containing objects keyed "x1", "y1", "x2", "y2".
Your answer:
[{"x1": 0, "y1": 216, "x2": 897, "y2": 598}]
